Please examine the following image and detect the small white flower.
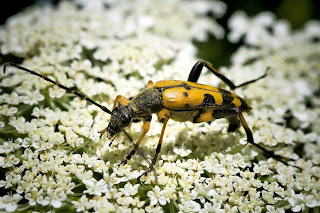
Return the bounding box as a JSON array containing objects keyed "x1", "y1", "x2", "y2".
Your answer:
[
  {"x1": 72, "y1": 195, "x2": 96, "y2": 212},
  {"x1": 119, "y1": 183, "x2": 140, "y2": 196},
  {"x1": 0, "y1": 193, "x2": 23, "y2": 212},
  {"x1": 0, "y1": 139, "x2": 21, "y2": 154},
  {"x1": 266, "y1": 205, "x2": 285, "y2": 213},
  {"x1": 228, "y1": 11, "x2": 275, "y2": 44},
  {"x1": 49, "y1": 85, "x2": 66, "y2": 98},
  {"x1": 173, "y1": 147, "x2": 192, "y2": 157},
  {"x1": 286, "y1": 189, "x2": 306, "y2": 212},
  {"x1": 83, "y1": 178, "x2": 107, "y2": 196},
  {"x1": 178, "y1": 200, "x2": 201, "y2": 213},
  {"x1": 147, "y1": 186, "x2": 167, "y2": 206},
  {"x1": 116, "y1": 196, "x2": 134, "y2": 206},
  {"x1": 47, "y1": 187, "x2": 67, "y2": 208},
  {"x1": 0, "y1": 105, "x2": 18, "y2": 116},
  {"x1": 201, "y1": 201, "x2": 224, "y2": 213},
  {"x1": 25, "y1": 187, "x2": 40, "y2": 206},
  {"x1": 145, "y1": 204, "x2": 164, "y2": 213},
  {"x1": 253, "y1": 162, "x2": 273, "y2": 176},
  {"x1": 305, "y1": 194, "x2": 318, "y2": 208},
  {"x1": 179, "y1": 188, "x2": 197, "y2": 202},
  {"x1": 161, "y1": 154, "x2": 177, "y2": 161}
]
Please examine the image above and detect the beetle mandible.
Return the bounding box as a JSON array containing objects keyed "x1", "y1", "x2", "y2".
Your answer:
[{"x1": 3, "y1": 61, "x2": 300, "y2": 178}]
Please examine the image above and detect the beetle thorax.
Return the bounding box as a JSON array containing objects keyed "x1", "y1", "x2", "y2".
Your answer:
[{"x1": 129, "y1": 88, "x2": 163, "y2": 119}]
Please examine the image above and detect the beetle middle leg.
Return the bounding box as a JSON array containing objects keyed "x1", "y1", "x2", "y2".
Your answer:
[
  {"x1": 138, "y1": 109, "x2": 171, "y2": 179},
  {"x1": 188, "y1": 61, "x2": 268, "y2": 90},
  {"x1": 226, "y1": 116, "x2": 240, "y2": 132}
]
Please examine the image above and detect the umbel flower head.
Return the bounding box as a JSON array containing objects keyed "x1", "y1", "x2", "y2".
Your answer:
[{"x1": 0, "y1": 0, "x2": 320, "y2": 212}]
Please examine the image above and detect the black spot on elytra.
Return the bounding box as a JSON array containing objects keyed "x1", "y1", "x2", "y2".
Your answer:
[
  {"x1": 219, "y1": 89, "x2": 233, "y2": 105},
  {"x1": 184, "y1": 104, "x2": 190, "y2": 109},
  {"x1": 183, "y1": 92, "x2": 188, "y2": 97},
  {"x1": 181, "y1": 83, "x2": 191, "y2": 90},
  {"x1": 199, "y1": 94, "x2": 215, "y2": 107}
]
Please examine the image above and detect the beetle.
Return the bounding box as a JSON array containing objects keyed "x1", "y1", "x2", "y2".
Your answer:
[{"x1": 3, "y1": 61, "x2": 300, "y2": 178}]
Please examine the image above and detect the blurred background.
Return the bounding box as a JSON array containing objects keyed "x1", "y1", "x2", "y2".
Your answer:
[{"x1": 1, "y1": 0, "x2": 319, "y2": 67}]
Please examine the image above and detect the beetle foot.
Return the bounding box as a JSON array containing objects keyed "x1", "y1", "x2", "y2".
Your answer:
[
  {"x1": 117, "y1": 158, "x2": 128, "y2": 167},
  {"x1": 99, "y1": 129, "x2": 107, "y2": 139},
  {"x1": 137, "y1": 167, "x2": 153, "y2": 180}
]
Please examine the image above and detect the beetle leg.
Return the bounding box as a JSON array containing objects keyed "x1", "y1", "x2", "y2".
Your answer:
[
  {"x1": 188, "y1": 61, "x2": 268, "y2": 90},
  {"x1": 122, "y1": 129, "x2": 158, "y2": 182},
  {"x1": 147, "y1": 80, "x2": 154, "y2": 88},
  {"x1": 113, "y1": 95, "x2": 130, "y2": 110},
  {"x1": 99, "y1": 129, "x2": 107, "y2": 139},
  {"x1": 138, "y1": 109, "x2": 170, "y2": 179},
  {"x1": 238, "y1": 113, "x2": 301, "y2": 170},
  {"x1": 226, "y1": 116, "x2": 241, "y2": 132},
  {"x1": 118, "y1": 116, "x2": 152, "y2": 166}
]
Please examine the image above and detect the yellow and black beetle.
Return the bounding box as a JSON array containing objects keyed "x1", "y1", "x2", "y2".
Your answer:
[{"x1": 3, "y1": 61, "x2": 300, "y2": 178}]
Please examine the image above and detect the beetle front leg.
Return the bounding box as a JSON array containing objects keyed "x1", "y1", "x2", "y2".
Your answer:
[
  {"x1": 99, "y1": 129, "x2": 107, "y2": 139},
  {"x1": 118, "y1": 116, "x2": 152, "y2": 166},
  {"x1": 138, "y1": 109, "x2": 170, "y2": 179},
  {"x1": 113, "y1": 95, "x2": 130, "y2": 110},
  {"x1": 99, "y1": 128, "x2": 116, "y2": 146}
]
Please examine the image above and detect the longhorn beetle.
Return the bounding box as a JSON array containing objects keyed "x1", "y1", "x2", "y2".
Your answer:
[{"x1": 3, "y1": 61, "x2": 301, "y2": 178}]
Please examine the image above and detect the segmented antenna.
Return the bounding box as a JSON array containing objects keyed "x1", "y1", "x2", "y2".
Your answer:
[{"x1": 3, "y1": 62, "x2": 112, "y2": 114}]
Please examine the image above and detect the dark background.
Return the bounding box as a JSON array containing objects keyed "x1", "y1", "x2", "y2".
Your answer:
[{"x1": 1, "y1": 0, "x2": 319, "y2": 67}]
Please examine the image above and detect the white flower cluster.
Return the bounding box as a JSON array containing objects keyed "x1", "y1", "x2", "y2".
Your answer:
[
  {"x1": 0, "y1": 0, "x2": 319, "y2": 212},
  {"x1": 223, "y1": 12, "x2": 320, "y2": 212}
]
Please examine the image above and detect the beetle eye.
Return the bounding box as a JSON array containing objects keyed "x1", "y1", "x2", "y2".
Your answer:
[{"x1": 121, "y1": 115, "x2": 130, "y2": 125}]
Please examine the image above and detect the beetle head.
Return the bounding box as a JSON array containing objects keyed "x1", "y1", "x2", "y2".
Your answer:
[{"x1": 107, "y1": 103, "x2": 133, "y2": 139}]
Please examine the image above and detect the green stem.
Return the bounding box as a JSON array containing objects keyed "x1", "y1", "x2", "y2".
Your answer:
[
  {"x1": 169, "y1": 200, "x2": 176, "y2": 213},
  {"x1": 17, "y1": 204, "x2": 30, "y2": 212}
]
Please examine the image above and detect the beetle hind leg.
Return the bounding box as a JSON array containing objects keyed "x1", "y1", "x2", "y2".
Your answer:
[
  {"x1": 188, "y1": 60, "x2": 268, "y2": 90},
  {"x1": 238, "y1": 113, "x2": 301, "y2": 170}
]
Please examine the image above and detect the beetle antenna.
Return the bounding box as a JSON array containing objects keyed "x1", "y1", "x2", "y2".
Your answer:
[{"x1": 3, "y1": 62, "x2": 112, "y2": 114}]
